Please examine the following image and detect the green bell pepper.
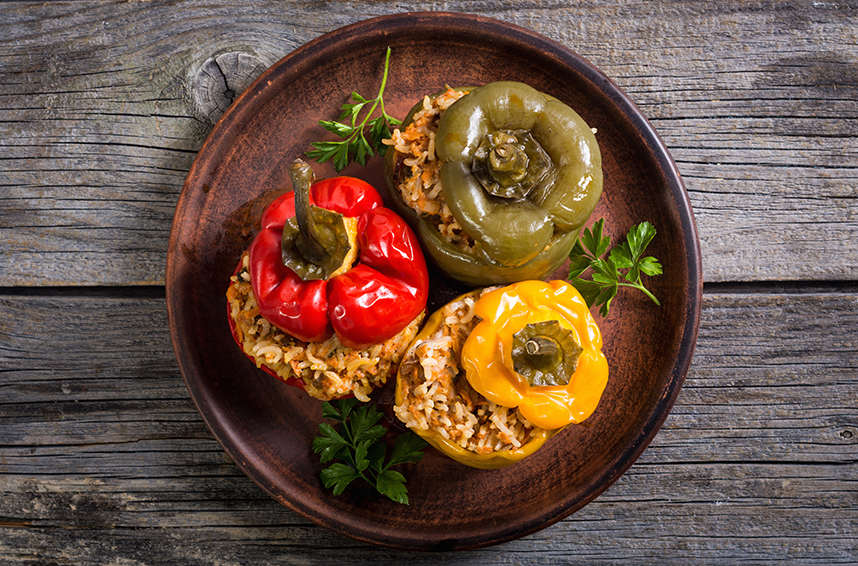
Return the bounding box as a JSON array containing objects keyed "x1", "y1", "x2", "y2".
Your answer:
[{"x1": 384, "y1": 81, "x2": 603, "y2": 286}]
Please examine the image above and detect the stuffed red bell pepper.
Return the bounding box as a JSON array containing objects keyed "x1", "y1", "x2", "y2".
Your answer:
[{"x1": 227, "y1": 159, "x2": 429, "y2": 402}]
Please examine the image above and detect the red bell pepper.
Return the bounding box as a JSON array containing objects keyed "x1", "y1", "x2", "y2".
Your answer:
[{"x1": 246, "y1": 159, "x2": 428, "y2": 350}]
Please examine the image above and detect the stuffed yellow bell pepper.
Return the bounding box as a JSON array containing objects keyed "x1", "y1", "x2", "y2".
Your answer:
[{"x1": 394, "y1": 280, "x2": 608, "y2": 469}]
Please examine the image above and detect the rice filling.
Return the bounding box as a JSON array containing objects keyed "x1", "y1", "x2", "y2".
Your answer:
[
  {"x1": 227, "y1": 252, "x2": 423, "y2": 402},
  {"x1": 384, "y1": 88, "x2": 476, "y2": 252},
  {"x1": 394, "y1": 290, "x2": 543, "y2": 455}
]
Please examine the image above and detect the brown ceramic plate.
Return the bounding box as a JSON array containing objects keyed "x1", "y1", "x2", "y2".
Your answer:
[{"x1": 167, "y1": 12, "x2": 702, "y2": 551}]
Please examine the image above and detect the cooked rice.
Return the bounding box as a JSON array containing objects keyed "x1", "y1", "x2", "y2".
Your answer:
[
  {"x1": 394, "y1": 289, "x2": 544, "y2": 455},
  {"x1": 384, "y1": 88, "x2": 476, "y2": 252},
  {"x1": 227, "y1": 252, "x2": 424, "y2": 402}
]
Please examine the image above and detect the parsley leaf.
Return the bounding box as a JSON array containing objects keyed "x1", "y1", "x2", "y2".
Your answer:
[
  {"x1": 320, "y1": 463, "x2": 361, "y2": 496},
  {"x1": 568, "y1": 219, "x2": 663, "y2": 317},
  {"x1": 313, "y1": 398, "x2": 427, "y2": 504},
  {"x1": 306, "y1": 47, "x2": 401, "y2": 171}
]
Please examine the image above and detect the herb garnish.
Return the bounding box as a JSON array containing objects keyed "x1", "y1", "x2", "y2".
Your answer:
[
  {"x1": 313, "y1": 397, "x2": 428, "y2": 504},
  {"x1": 306, "y1": 47, "x2": 401, "y2": 172},
  {"x1": 568, "y1": 218, "x2": 663, "y2": 317}
]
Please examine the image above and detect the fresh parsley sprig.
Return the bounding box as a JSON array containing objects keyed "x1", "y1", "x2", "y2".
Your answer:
[
  {"x1": 568, "y1": 218, "x2": 663, "y2": 317},
  {"x1": 312, "y1": 398, "x2": 427, "y2": 504},
  {"x1": 306, "y1": 47, "x2": 401, "y2": 172}
]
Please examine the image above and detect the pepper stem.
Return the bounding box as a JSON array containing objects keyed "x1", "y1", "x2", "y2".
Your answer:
[
  {"x1": 471, "y1": 129, "x2": 553, "y2": 200},
  {"x1": 281, "y1": 159, "x2": 357, "y2": 281},
  {"x1": 290, "y1": 160, "x2": 329, "y2": 266},
  {"x1": 488, "y1": 132, "x2": 529, "y2": 182},
  {"x1": 524, "y1": 336, "x2": 562, "y2": 370},
  {"x1": 512, "y1": 320, "x2": 583, "y2": 387}
]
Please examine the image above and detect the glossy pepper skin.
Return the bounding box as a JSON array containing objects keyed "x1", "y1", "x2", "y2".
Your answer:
[
  {"x1": 462, "y1": 280, "x2": 609, "y2": 431},
  {"x1": 247, "y1": 161, "x2": 429, "y2": 350},
  {"x1": 394, "y1": 289, "x2": 561, "y2": 469},
  {"x1": 385, "y1": 82, "x2": 602, "y2": 286}
]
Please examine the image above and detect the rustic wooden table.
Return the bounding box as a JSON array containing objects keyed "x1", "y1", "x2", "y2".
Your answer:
[{"x1": 2, "y1": 2, "x2": 856, "y2": 564}]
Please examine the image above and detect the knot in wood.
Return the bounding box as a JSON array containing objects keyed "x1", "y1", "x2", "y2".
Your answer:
[{"x1": 194, "y1": 52, "x2": 267, "y2": 124}]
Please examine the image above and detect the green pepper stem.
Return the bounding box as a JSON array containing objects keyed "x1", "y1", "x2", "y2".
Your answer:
[
  {"x1": 524, "y1": 336, "x2": 561, "y2": 371},
  {"x1": 289, "y1": 159, "x2": 328, "y2": 266},
  {"x1": 282, "y1": 159, "x2": 355, "y2": 281},
  {"x1": 512, "y1": 320, "x2": 582, "y2": 387}
]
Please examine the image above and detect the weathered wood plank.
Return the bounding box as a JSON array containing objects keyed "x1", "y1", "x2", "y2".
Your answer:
[
  {"x1": 0, "y1": 290, "x2": 855, "y2": 563},
  {"x1": 1, "y1": 1, "x2": 856, "y2": 286}
]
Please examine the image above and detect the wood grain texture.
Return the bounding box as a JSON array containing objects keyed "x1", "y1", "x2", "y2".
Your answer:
[
  {"x1": 1, "y1": 1, "x2": 856, "y2": 286},
  {"x1": 1, "y1": 291, "x2": 855, "y2": 563},
  {"x1": 2, "y1": 1, "x2": 856, "y2": 563}
]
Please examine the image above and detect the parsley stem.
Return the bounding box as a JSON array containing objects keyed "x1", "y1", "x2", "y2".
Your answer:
[
  {"x1": 619, "y1": 282, "x2": 661, "y2": 306},
  {"x1": 377, "y1": 47, "x2": 394, "y2": 122},
  {"x1": 353, "y1": 47, "x2": 394, "y2": 132}
]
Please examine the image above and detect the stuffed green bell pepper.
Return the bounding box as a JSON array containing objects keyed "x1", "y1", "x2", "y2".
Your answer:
[{"x1": 384, "y1": 82, "x2": 602, "y2": 286}]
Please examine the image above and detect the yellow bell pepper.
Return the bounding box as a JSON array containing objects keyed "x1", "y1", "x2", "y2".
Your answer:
[
  {"x1": 394, "y1": 289, "x2": 562, "y2": 469},
  {"x1": 417, "y1": 420, "x2": 559, "y2": 470},
  {"x1": 461, "y1": 280, "x2": 609, "y2": 431}
]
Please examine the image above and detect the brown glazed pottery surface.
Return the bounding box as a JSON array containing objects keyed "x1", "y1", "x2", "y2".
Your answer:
[{"x1": 166, "y1": 12, "x2": 703, "y2": 551}]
